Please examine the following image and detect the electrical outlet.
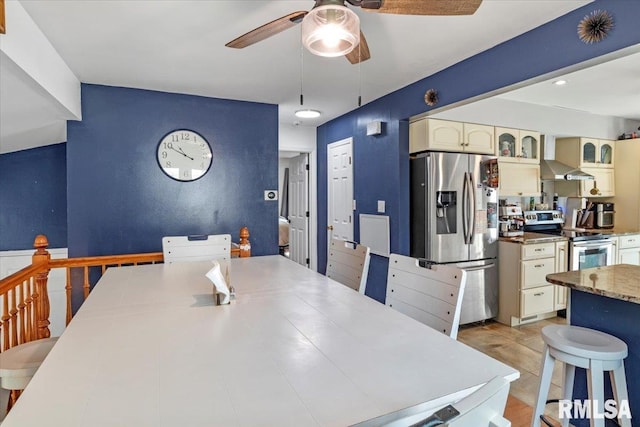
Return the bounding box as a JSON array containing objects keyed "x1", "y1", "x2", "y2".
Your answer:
[
  {"x1": 264, "y1": 190, "x2": 278, "y2": 201},
  {"x1": 378, "y1": 200, "x2": 385, "y2": 213}
]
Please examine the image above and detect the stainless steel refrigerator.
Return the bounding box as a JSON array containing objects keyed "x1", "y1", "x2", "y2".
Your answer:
[{"x1": 410, "y1": 152, "x2": 499, "y2": 324}]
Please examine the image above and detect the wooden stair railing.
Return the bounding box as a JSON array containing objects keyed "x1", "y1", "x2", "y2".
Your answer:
[{"x1": 0, "y1": 227, "x2": 250, "y2": 354}]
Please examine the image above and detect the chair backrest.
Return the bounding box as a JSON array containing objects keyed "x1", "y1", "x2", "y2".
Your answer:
[
  {"x1": 326, "y1": 239, "x2": 371, "y2": 294},
  {"x1": 386, "y1": 254, "x2": 466, "y2": 339},
  {"x1": 162, "y1": 234, "x2": 232, "y2": 264}
]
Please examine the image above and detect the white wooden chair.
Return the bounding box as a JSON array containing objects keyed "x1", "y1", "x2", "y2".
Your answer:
[
  {"x1": 326, "y1": 239, "x2": 371, "y2": 294},
  {"x1": 162, "y1": 234, "x2": 232, "y2": 264},
  {"x1": 0, "y1": 337, "x2": 59, "y2": 410},
  {"x1": 386, "y1": 254, "x2": 466, "y2": 339}
]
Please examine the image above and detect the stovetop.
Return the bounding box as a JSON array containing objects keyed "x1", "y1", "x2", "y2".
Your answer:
[{"x1": 532, "y1": 229, "x2": 609, "y2": 242}]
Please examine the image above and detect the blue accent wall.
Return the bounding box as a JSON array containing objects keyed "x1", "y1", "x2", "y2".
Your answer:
[
  {"x1": 317, "y1": 0, "x2": 640, "y2": 303},
  {"x1": 570, "y1": 290, "x2": 639, "y2": 427},
  {"x1": 0, "y1": 143, "x2": 67, "y2": 251},
  {"x1": 66, "y1": 84, "x2": 279, "y2": 257}
]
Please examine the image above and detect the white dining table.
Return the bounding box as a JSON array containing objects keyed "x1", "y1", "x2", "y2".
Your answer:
[{"x1": 2, "y1": 255, "x2": 518, "y2": 427}]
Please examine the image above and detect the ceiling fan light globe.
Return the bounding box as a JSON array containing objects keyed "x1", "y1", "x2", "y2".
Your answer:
[{"x1": 302, "y1": 5, "x2": 360, "y2": 57}]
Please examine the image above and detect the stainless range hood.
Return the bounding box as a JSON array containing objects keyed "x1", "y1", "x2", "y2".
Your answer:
[
  {"x1": 540, "y1": 135, "x2": 594, "y2": 181},
  {"x1": 540, "y1": 159, "x2": 594, "y2": 181}
]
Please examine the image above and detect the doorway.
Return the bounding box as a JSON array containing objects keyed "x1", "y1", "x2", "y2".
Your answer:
[{"x1": 278, "y1": 151, "x2": 312, "y2": 268}]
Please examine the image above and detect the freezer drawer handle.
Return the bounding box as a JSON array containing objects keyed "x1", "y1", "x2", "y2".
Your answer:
[
  {"x1": 534, "y1": 264, "x2": 544, "y2": 268},
  {"x1": 534, "y1": 292, "x2": 545, "y2": 296}
]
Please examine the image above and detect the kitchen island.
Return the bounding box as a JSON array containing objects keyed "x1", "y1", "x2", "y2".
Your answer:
[{"x1": 546, "y1": 265, "x2": 639, "y2": 426}]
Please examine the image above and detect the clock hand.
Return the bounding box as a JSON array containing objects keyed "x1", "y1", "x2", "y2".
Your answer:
[{"x1": 170, "y1": 146, "x2": 194, "y2": 161}]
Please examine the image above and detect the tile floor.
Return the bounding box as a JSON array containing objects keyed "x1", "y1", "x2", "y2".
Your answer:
[{"x1": 458, "y1": 317, "x2": 568, "y2": 427}]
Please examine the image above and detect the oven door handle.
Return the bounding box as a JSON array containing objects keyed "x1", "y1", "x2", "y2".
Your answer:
[{"x1": 572, "y1": 240, "x2": 612, "y2": 249}]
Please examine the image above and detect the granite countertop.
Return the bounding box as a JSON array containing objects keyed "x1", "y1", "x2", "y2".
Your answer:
[
  {"x1": 546, "y1": 264, "x2": 640, "y2": 304},
  {"x1": 499, "y1": 232, "x2": 569, "y2": 244},
  {"x1": 591, "y1": 229, "x2": 640, "y2": 237}
]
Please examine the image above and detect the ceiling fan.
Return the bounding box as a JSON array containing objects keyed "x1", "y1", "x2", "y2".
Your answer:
[{"x1": 226, "y1": 0, "x2": 482, "y2": 64}]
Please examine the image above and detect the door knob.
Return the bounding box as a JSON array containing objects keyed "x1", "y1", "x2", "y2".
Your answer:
[{"x1": 327, "y1": 225, "x2": 334, "y2": 230}]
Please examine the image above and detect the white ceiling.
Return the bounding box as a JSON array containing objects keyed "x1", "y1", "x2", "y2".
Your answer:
[
  {"x1": 497, "y1": 50, "x2": 640, "y2": 121},
  {"x1": 1, "y1": 0, "x2": 602, "y2": 154}
]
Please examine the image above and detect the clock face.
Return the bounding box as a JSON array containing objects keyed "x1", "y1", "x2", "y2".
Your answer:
[{"x1": 156, "y1": 129, "x2": 212, "y2": 181}]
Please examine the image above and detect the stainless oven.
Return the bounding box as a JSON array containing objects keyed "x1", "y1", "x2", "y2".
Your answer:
[{"x1": 570, "y1": 238, "x2": 614, "y2": 270}]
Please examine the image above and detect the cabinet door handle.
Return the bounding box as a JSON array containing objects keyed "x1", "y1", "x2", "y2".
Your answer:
[
  {"x1": 534, "y1": 248, "x2": 544, "y2": 252},
  {"x1": 534, "y1": 292, "x2": 545, "y2": 296},
  {"x1": 534, "y1": 264, "x2": 544, "y2": 268}
]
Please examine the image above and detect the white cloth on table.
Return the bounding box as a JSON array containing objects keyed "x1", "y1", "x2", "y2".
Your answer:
[{"x1": 206, "y1": 260, "x2": 230, "y2": 305}]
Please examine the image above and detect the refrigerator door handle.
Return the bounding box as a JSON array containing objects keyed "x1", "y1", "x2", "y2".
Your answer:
[
  {"x1": 462, "y1": 172, "x2": 469, "y2": 244},
  {"x1": 468, "y1": 173, "x2": 477, "y2": 244}
]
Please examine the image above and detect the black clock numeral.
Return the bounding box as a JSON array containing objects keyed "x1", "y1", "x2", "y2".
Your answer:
[
  {"x1": 161, "y1": 151, "x2": 167, "y2": 159},
  {"x1": 165, "y1": 161, "x2": 172, "y2": 167},
  {"x1": 182, "y1": 170, "x2": 190, "y2": 178},
  {"x1": 171, "y1": 134, "x2": 179, "y2": 143},
  {"x1": 164, "y1": 142, "x2": 173, "y2": 149},
  {"x1": 181, "y1": 132, "x2": 190, "y2": 141},
  {"x1": 200, "y1": 162, "x2": 204, "y2": 169}
]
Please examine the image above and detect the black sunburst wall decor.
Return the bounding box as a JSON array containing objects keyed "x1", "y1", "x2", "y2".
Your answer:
[
  {"x1": 424, "y1": 89, "x2": 439, "y2": 107},
  {"x1": 577, "y1": 10, "x2": 614, "y2": 44}
]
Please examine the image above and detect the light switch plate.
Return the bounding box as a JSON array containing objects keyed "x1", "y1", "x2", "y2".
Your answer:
[
  {"x1": 378, "y1": 200, "x2": 385, "y2": 213},
  {"x1": 264, "y1": 190, "x2": 278, "y2": 201}
]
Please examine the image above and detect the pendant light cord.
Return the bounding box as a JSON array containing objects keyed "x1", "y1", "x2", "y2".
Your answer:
[
  {"x1": 357, "y1": 41, "x2": 362, "y2": 107},
  {"x1": 300, "y1": 32, "x2": 304, "y2": 106}
]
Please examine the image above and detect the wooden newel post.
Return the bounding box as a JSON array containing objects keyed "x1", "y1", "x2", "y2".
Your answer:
[
  {"x1": 32, "y1": 235, "x2": 51, "y2": 340},
  {"x1": 239, "y1": 227, "x2": 251, "y2": 258}
]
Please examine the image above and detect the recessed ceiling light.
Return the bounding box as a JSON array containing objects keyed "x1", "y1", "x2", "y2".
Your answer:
[
  {"x1": 553, "y1": 79, "x2": 568, "y2": 86},
  {"x1": 295, "y1": 109, "x2": 321, "y2": 119}
]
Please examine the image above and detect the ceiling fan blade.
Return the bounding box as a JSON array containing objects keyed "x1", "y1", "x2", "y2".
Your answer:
[
  {"x1": 345, "y1": 31, "x2": 371, "y2": 64},
  {"x1": 366, "y1": 0, "x2": 482, "y2": 16},
  {"x1": 225, "y1": 11, "x2": 308, "y2": 49}
]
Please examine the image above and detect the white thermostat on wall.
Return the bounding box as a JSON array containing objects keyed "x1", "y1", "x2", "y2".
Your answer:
[{"x1": 264, "y1": 190, "x2": 278, "y2": 201}]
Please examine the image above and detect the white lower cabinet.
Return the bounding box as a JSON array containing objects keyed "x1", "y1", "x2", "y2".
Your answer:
[
  {"x1": 617, "y1": 234, "x2": 640, "y2": 265},
  {"x1": 521, "y1": 286, "x2": 555, "y2": 317},
  {"x1": 554, "y1": 241, "x2": 568, "y2": 310},
  {"x1": 498, "y1": 239, "x2": 568, "y2": 326}
]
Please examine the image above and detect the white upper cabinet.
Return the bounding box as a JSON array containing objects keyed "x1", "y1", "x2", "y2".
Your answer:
[
  {"x1": 409, "y1": 119, "x2": 494, "y2": 154},
  {"x1": 556, "y1": 137, "x2": 615, "y2": 168},
  {"x1": 498, "y1": 162, "x2": 540, "y2": 196},
  {"x1": 464, "y1": 123, "x2": 495, "y2": 154},
  {"x1": 495, "y1": 127, "x2": 540, "y2": 164}
]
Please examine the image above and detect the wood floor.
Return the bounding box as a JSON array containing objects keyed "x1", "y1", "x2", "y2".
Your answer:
[{"x1": 458, "y1": 317, "x2": 567, "y2": 427}]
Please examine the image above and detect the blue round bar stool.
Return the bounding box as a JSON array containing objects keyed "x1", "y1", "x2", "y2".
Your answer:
[{"x1": 531, "y1": 324, "x2": 631, "y2": 427}]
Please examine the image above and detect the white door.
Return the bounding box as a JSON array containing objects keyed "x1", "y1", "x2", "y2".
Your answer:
[
  {"x1": 327, "y1": 138, "x2": 354, "y2": 245},
  {"x1": 289, "y1": 154, "x2": 309, "y2": 266}
]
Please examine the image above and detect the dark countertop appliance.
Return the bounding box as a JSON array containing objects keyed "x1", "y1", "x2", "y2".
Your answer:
[{"x1": 592, "y1": 202, "x2": 615, "y2": 229}]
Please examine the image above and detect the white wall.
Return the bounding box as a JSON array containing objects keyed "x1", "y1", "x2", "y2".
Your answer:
[
  {"x1": 432, "y1": 98, "x2": 638, "y2": 140},
  {"x1": 279, "y1": 123, "x2": 316, "y2": 152}
]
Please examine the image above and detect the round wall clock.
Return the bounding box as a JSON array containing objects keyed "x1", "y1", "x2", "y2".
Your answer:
[{"x1": 156, "y1": 129, "x2": 212, "y2": 182}]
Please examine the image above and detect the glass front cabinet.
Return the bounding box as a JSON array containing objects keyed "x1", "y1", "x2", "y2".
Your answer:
[
  {"x1": 581, "y1": 139, "x2": 614, "y2": 168},
  {"x1": 556, "y1": 137, "x2": 615, "y2": 169},
  {"x1": 495, "y1": 128, "x2": 540, "y2": 164}
]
